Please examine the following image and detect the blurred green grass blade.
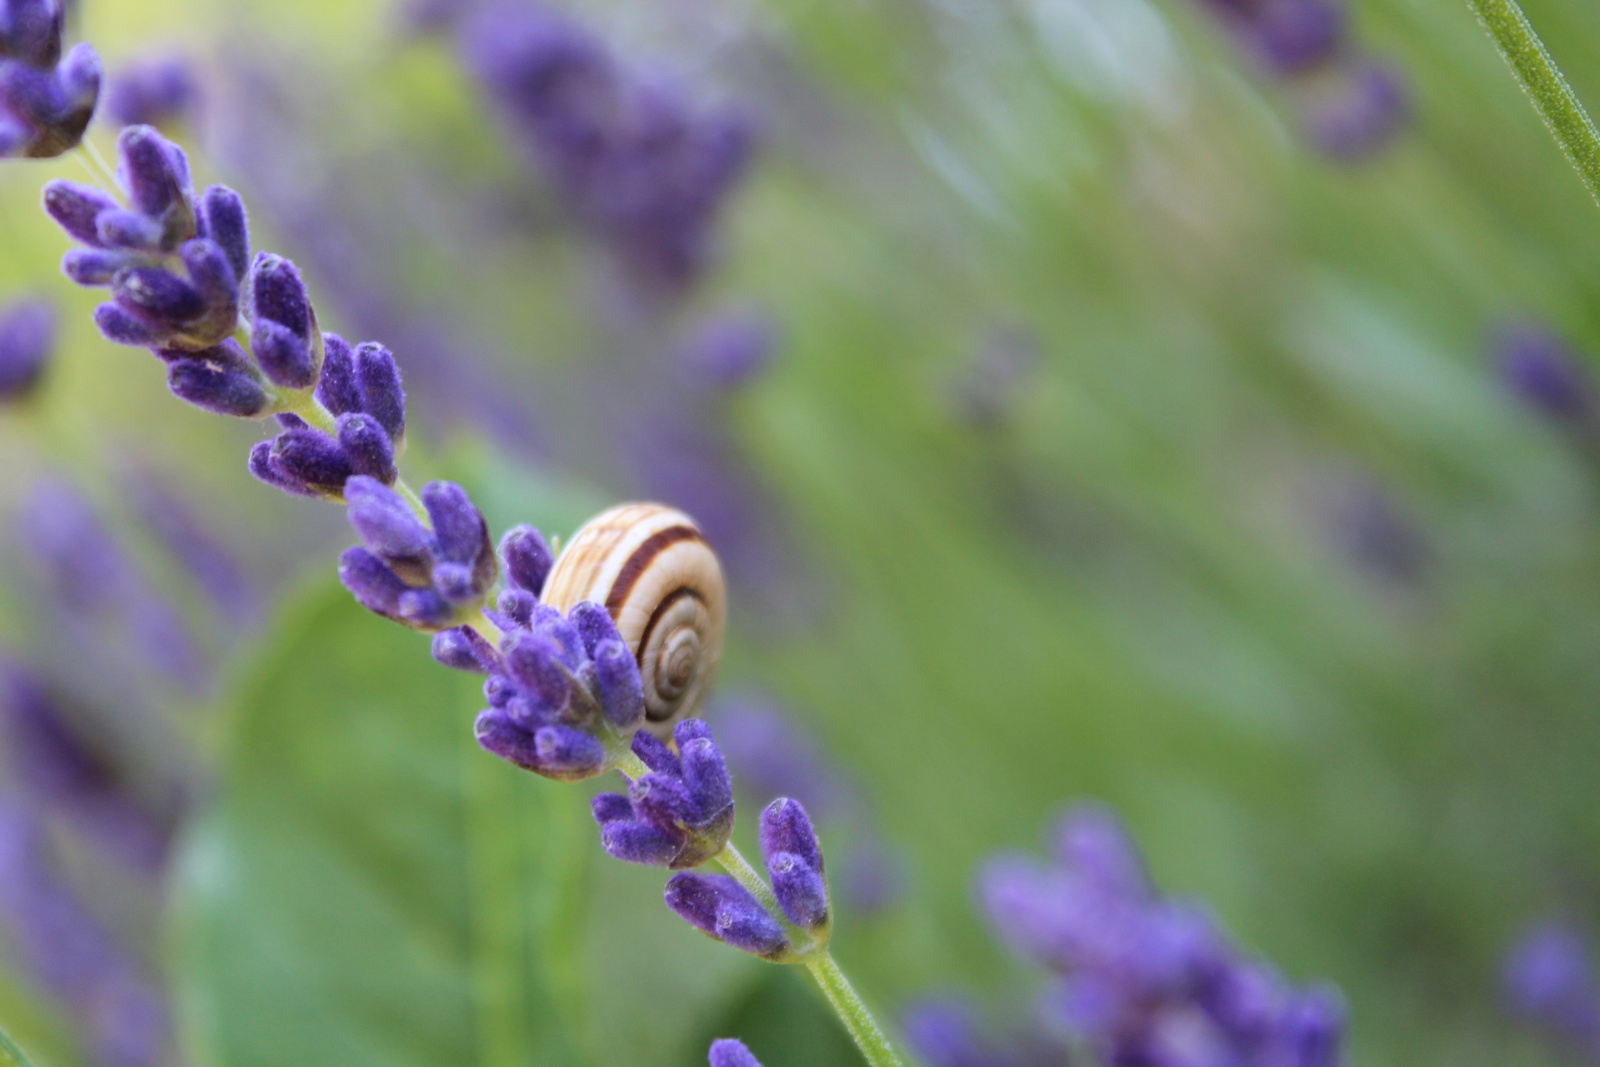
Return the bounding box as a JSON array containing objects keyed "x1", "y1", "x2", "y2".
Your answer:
[{"x1": 0, "y1": 1024, "x2": 36, "y2": 1067}]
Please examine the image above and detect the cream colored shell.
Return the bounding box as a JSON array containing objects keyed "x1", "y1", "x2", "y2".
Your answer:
[{"x1": 540, "y1": 503, "x2": 725, "y2": 734}]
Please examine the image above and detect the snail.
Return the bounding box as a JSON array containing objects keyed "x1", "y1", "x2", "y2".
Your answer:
[{"x1": 540, "y1": 503, "x2": 725, "y2": 735}]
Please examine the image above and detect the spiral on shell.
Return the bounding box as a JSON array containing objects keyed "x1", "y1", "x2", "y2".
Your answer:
[{"x1": 539, "y1": 503, "x2": 725, "y2": 735}]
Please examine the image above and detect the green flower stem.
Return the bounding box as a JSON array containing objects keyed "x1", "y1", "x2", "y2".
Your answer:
[
  {"x1": 0, "y1": 1026, "x2": 35, "y2": 1067},
  {"x1": 1467, "y1": 0, "x2": 1600, "y2": 206},
  {"x1": 804, "y1": 952, "x2": 911, "y2": 1067}
]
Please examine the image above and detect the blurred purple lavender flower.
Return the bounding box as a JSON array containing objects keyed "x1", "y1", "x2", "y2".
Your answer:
[
  {"x1": 1327, "y1": 479, "x2": 1429, "y2": 589},
  {"x1": 902, "y1": 996, "x2": 1036, "y2": 1067},
  {"x1": 951, "y1": 325, "x2": 1039, "y2": 430},
  {"x1": 0, "y1": 0, "x2": 99, "y2": 158},
  {"x1": 1299, "y1": 59, "x2": 1409, "y2": 162},
  {"x1": 17, "y1": 479, "x2": 206, "y2": 692},
  {"x1": 127, "y1": 471, "x2": 257, "y2": 628},
  {"x1": 1201, "y1": 0, "x2": 1344, "y2": 76},
  {"x1": 1503, "y1": 922, "x2": 1600, "y2": 1061},
  {"x1": 1494, "y1": 320, "x2": 1599, "y2": 432},
  {"x1": 591, "y1": 719, "x2": 734, "y2": 865},
  {"x1": 708, "y1": 1037, "x2": 765, "y2": 1067},
  {"x1": 0, "y1": 664, "x2": 172, "y2": 869},
  {"x1": 681, "y1": 311, "x2": 777, "y2": 391},
  {"x1": 977, "y1": 803, "x2": 1346, "y2": 1067},
  {"x1": 459, "y1": 1, "x2": 755, "y2": 292},
  {"x1": 0, "y1": 802, "x2": 169, "y2": 1067},
  {"x1": 103, "y1": 54, "x2": 196, "y2": 129},
  {"x1": 0, "y1": 295, "x2": 54, "y2": 400}
]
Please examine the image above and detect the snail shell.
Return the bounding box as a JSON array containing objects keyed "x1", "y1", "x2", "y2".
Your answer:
[{"x1": 539, "y1": 503, "x2": 725, "y2": 734}]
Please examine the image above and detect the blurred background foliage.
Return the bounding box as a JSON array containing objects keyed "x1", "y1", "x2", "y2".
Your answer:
[{"x1": 2, "y1": 0, "x2": 1600, "y2": 1064}]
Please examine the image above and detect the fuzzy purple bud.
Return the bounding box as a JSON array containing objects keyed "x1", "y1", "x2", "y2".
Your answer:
[
  {"x1": 499, "y1": 525, "x2": 553, "y2": 594},
  {"x1": 103, "y1": 54, "x2": 195, "y2": 129},
  {"x1": 315, "y1": 332, "x2": 361, "y2": 415},
  {"x1": 117, "y1": 125, "x2": 190, "y2": 227},
  {"x1": 336, "y1": 413, "x2": 397, "y2": 484},
  {"x1": 665, "y1": 873, "x2": 788, "y2": 960},
  {"x1": 354, "y1": 341, "x2": 405, "y2": 441},
  {"x1": 43, "y1": 180, "x2": 117, "y2": 246},
  {"x1": 344, "y1": 476, "x2": 431, "y2": 573},
  {"x1": 760, "y1": 798, "x2": 828, "y2": 930},
  {"x1": 1504, "y1": 922, "x2": 1600, "y2": 1051},
  {"x1": 195, "y1": 185, "x2": 249, "y2": 283},
  {"x1": 593, "y1": 638, "x2": 644, "y2": 729},
  {"x1": 0, "y1": 296, "x2": 54, "y2": 400},
  {"x1": 474, "y1": 708, "x2": 605, "y2": 782},
  {"x1": 431, "y1": 626, "x2": 498, "y2": 673},
  {"x1": 707, "y1": 1038, "x2": 764, "y2": 1067},
  {"x1": 592, "y1": 718, "x2": 733, "y2": 868},
  {"x1": 1301, "y1": 57, "x2": 1409, "y2": 162},
  {"x1": 165, "y1": 340, "x2": 269, "y2": 417}
]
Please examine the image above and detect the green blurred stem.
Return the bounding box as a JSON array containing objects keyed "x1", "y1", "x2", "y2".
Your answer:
[
  {"x1": 0, "y1": 1025, "x2": 37, "y2": 1067},
  {"x1": 1467, "y1": 0, "x2": 1600, "y2": 206},
  {"x1": 804, "y1": 953, "x2": 909, "y2": 1067}
]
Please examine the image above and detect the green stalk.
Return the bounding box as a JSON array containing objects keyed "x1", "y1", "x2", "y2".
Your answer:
[
  {"x1": 1467, "y1": 0, "x2": 1600, "y2": 206},
  {"x1": 0, "y1": 1025, "x2": 35, "y2": 1067},
  {"x1": 804, "y1": 953, "x2": 910, "y2": 1067}
]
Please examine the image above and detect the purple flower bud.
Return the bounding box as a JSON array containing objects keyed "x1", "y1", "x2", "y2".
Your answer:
[
  {"x1": 423, "y1": 480, "x2": 495, "y2": 595},
  {"x1": 252, "y1": 319, "x2": 313, "y2": 389},
  {"x1": 247, "y1": 252, "x2": 312, "y2": 340},
  {"x1": 247, "y1": 440, "x2": 312, "y2": 497},
  {"x1": 1052, "y1": 804, "x2": 1148, "y2": 900},
  {"x1": 683, "y1": 312, "x2": 776, "y2": 389},
  {"x1": 431, "y1": 626, "x2": 498, "y2": 673},
  {"x1": 591, "y1": 792, "x2": 634, "y2": 824},
  {"x1": 474, "y1": 709, "x2": 606, "y2": 782},
  {"x1": 316, "y1": 332, "x2": 362, "y2": 414},
  {"x1": 707, "y1": 1038, "x2": 764, "y2": 1067},
  {"x1": 499, "y1": 525, "x2": 553, "y2": 595},
  {"x1": 61, "y1": 249, "x2": 122, "y2": 285},
  {"x1": 1244, "y1": 0, "x2": 1344, "y2": 75},
  {"x1": 195, "y1": 185, "x2": 249, "y2": 283},
  {"x1": 1301, "y1": 57, "x2": 1409, "y2": 162},
  {"x1": 1495, "y1": 320, "x2": 1596, "y2": 429},
  {"x1": 267, "y1": 427, "x2": 353, "y2": 497},
  {"x1": 760, "y1": 799, "x2": 828, "y2": 929},
  {"x1": 95, "y1": 207, "x2": 163, "y2": 250},
  {"x1": 345, "y1": 475, "x2": 432, "y2": 570},
  {"x1": 534, "y1": 723, "x2": 606, "y2": 775},
  {"x1": 1274, "y1": 986, "x2": 1344, "y2": 1067},
  {"x1": 338, "y1": 546, "x2": 412, "y2": 621},
  {"x1": 336, "y1": 412, "x2": 397, "y2": 484},
  {"x1": 92, "y1": 302, "x2": 161, "y2": 346},
  {"x1": 496, "y1": 588, "x2": 536, "y2": 627},
  {"x1": 0, "y1": 38, "x2": 96, "y2": 158},
  {"x1": 664, "y1": 873, "x2": 788, "y2": 960},
  {"x1": 0, "y1": 296, "x2": 54, "y2": 400},
  {"x1": 502, "y1": 630, "x2": 571, "y2": 718},
  {"x1": 112, "y1": 266, "x2": 204, "y2": 327},
  {"x1": 117, "y1": 125, "x2": 191, "y2": 227},
  {"x1": 0, "y1": 0, "x2": 62, "y2": 66},
  {"x1": 1504, "y1": 922, "x2": 1600, "y2": 1049},
  {"x1": 354, "y1": 341, "x2": 405, "y2": 441},
  {"x1": 166, "y1": 340, "x2": 269, "y2": 418},
  {"x1": 42, "y1": 179, "x2": 117, "y2": 246},
  {"x1": 103, "y1": 54, "x2": 196, "y2": 129},
  {"x1": 631, "y1": 728, "x2": 682, "y2": 776},
  {"x1": 593, "y1": 638, "x2": 644, "y2": 728},
  {"x1": 901, "y1": 998, "x2": 1001, "y2": 1067}
]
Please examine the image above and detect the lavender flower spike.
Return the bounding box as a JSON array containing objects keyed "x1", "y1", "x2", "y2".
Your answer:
[
  {"x1": 0, "y1": 0, "x2": 99, "y2": 158},
  {"x1": 665, "y1": 872, "x2": 789, "y2": 961},
  {"x1": 759, "y1": 797, "x2": 829, "y2": 933},
  {"x1": 339, "y1": 475, "x2": 496, "y2": 631},
  {"x1": 0, "y1": 296, "x2": 54, "y2": 400},
  {"x1": 474, "y1": 595, "x2": 650, "y2": 782},
  {"x1": 708, "y1": 1038, "x2": 765, "y2": 1067},
  {"x1": 103, "y1": 54, "x2": 195, "y2": 129},
  {"x1": 592, "y1": 719, "x2": 734, "y2": 867},
  {"x1": 1503, "y1": 921, "x2": 1600, "y2": 1057}
]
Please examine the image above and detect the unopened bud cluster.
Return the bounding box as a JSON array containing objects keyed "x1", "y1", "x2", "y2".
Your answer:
[{"x1": 0, "y1": 0, "x2": 98, "y2": 158}]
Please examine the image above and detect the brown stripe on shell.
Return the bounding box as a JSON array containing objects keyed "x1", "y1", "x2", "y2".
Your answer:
[
  {"x1": 603, "y1": 525, "x2": 704, "y2": 618},
  {"x1": 637, "y1": 586, "x2": 705, "y2": 720}
]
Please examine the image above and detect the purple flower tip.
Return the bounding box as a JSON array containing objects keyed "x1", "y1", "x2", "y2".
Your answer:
[
  {"x1": 759, "y1": 797, "x2": 829, "y2": 930},
  {"x1": 591, "y1": 717, "x2": 733, "y2": 868},
  {"x1": 1504, "y1": 922, "x2": 1600, "y2": 1049},
  {"x1": 664, "y1": 873, "x2": 788, "y2": 960},
  {"x1": 0, "y1": 296, "x2": 54, "y2": 400},
  {"x1": 0, "y1": 5, "x2": 98, "y2": 158},
  {"x1": 103, "y1": 54, "x2": 196, "y2": 129},
  {"x1": 707, "y1": 1037, "x2": 765, "y2": 1067}
]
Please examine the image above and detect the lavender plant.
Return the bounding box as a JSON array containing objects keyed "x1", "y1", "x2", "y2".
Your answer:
[{"x1": 12, "y1": 4, "x2": 906, "y2": 1060}]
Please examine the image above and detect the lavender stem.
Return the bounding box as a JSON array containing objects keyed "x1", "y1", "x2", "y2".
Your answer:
[
  {"x1": 804, "y1": 952, "x2": 909, "y2": 1067},
  {"x1": 1467, "y1": 0, "x2": 1600, "y2": 206}
]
